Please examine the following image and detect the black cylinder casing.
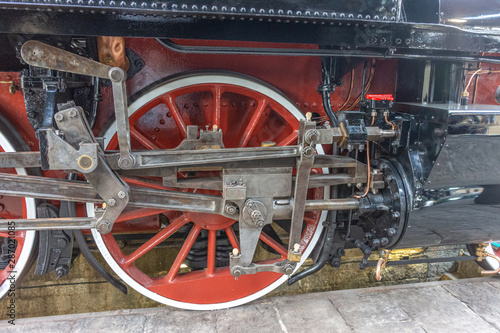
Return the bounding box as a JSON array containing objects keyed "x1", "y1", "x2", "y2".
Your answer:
[{"x1": 385, "y1": 103, "x2": 500, "y2": 248}]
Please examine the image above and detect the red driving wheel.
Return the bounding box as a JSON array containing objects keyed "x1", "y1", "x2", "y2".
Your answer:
[{"x1": 90, "y1": 72, "x2": 328, "y2": 309}]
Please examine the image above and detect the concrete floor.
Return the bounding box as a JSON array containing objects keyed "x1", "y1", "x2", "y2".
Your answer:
[
  {"x1": 1, "y1": 245, "x2": 475, "y2": 319},
  {"x1": 1, "y1": 277, "x2": 499, "y2": 333}
]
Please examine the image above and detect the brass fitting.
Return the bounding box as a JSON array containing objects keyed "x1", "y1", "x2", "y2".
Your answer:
[
  {"x1": 376, "y1": 249, "x2": 392, "y2": 281},
  {"x1": 97, "y1": 36, "x2": 130, "y2": 72}
]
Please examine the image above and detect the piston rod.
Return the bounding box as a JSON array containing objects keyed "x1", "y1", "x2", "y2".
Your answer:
[{"x1": 305, "y1": 198, "x2": 360, "y2": 211}]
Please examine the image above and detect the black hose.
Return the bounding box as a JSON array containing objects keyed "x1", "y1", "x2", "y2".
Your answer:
[
  {"x1": 361, "y1": 60, "x2": 368, "y2": 103},
  {"x1": 288, "y1": 221, "x2": 337, "y2": 285},
  {"x1": 72, "y1": 228, "x2": 128, "y2": 295},
  {"x1": 319, "y1": 57, "x2": 339, "y2": 127}
]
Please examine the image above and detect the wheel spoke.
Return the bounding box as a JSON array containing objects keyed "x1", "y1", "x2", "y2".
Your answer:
[
  {"x1": 278, "y1": 130, "x2": 298, "y2": 146},
  {"x1": 239, "y1": 98, "x2": 268, "y2": 147},
  {"x1": 0, "y1": 232, "x2": 9, "y2": 238},
  {"x1": 260, "y1": 230, "x2": 287, "y2": 257},
  {"x1": 164, "y1": 224, "x2": 202, "y2": 282},
  {"x1": 224, "y1": 227, "x2": 240, "y2": 251},
  {"x1": 212, "y1": 85, "x2": 223, "y2": 128},
  {"x1": 163, "y1": 95, "x2": 189, "y2": 137},
  {"x1": 123, "y1": 214, "x2": 190, "y2": 266},
  {"x1": 130, "y1": 127, "x2": 159, "y2": 149},
  {"x1": 117, "y1": 208, "x2": 167, "y2": 223},
  {"x1": 206, "y1": 230, "x2": 217, "y2": 276}
]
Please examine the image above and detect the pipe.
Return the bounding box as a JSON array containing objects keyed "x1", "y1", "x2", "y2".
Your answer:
[
  {"x1": 304, "y1": 198, "x2": 360, "y2": 211},
  {"x1": 156, "y1": 39, "x2": 500, "y2": 65}
]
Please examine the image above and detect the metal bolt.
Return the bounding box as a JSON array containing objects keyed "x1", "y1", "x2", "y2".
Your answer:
[
  {"x1": 387, "y1": 228, "x2": 396, "y2": 236},
  {"x1": 251, "y1": 210, "x2": 262, "y2": 220},
  {"x1": 232, "y1": 267, "x2": 242, "y2": 278},
  {"x1": 107, "y1": 198, "x2": 116, "y2": 207},
  {"x1": 232, "y1": 248, "x2": 239, "y2": 256},
  {"x1": 54, "y1": 113, "x2": 64, "y2": 122},
  {"x1": 109, "y1": 67, "x2": 125, "y2": 82},
  {"x1": 118, "y1": 156, "x2": 134, "y2": 169},
  {"x1": 391, "y1": 211, "x2": 400, "y2": 220},
  {"x1": 225, "y1": 202, "x2": 238, "y2": 215},
  {"x1": 96, "y1": 220, "x2": 112, "y2": 234},
  {"x1": 284, "y1": 264, "x2": 294, "y2": 275},
  {"x1": 117, "y1": 190, "x2": 126, "y2": 199},
  {"x1": 56, "y1": 238, "x2": 68, "y2": 248},
  {"x1": 305, "y1": 129, "x2": 320, "y2": 145},
  {"x1": 293, "y1": 243, "x2": 300, "y2": 252},
  {"x1": 55, "y1": 265, "x2": 69, "y2": 278},
  {"x1": 302, "y1": 146, "x2": 315, "y2": 158},
  {"x1": 69, "y1": 109, "x2": 77, "y2": 118},
  {"x1": 255, "y1": 220, "x2": 265, "y2": 228}
]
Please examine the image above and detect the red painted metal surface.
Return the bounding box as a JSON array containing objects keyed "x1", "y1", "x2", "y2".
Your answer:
[{"x1": 93, "y1": 39, "x2": 400, "y2": 136}]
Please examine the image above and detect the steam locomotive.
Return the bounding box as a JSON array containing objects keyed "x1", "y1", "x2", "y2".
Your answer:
[{"x1": 0, "y1": 0, "x2": 499, "y2": 310}]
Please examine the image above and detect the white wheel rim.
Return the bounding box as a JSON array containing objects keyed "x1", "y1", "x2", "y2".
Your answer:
[
  {"x1": 90, "y1": 73, "x2": 329, "y2": 310},
  {"x1": 0, "y1": 130, "x2": 36, "y2": 298}
]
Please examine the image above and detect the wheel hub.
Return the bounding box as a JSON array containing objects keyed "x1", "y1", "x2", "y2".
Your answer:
[{"x1": 186, "y1": 211, "x2": 235, "y2": 230}]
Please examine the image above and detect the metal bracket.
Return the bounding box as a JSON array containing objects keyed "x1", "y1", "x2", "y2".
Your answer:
[
  {"x1": 288, "y1": 118, "x2": 317, "y2": 262},
  {"x1": 237, "y1": 198, "x2": 272, "y2": 267},
  {"x1": 42, "y1": 82, "x2": 58, "y2": 129},
  {"x1": 54, "y1": 103, "x2": 129, "y2": 234},
  {"x1": 175, "y1": 125, "x2": 224, "y2": 150},
  {"x1": 38, "y1": 128, "x2": 98, "y2": 173},
  {"x1": 230, "y1": 251, "x2": 296, "y2": 278},
  {"x1": 20, "y1": 40, "x2": 134, "y2": 170}
]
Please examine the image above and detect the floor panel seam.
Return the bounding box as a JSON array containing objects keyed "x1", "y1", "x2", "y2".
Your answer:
[{"x1": 442, "y1": 283, "x2": 500, "y2": 331}]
